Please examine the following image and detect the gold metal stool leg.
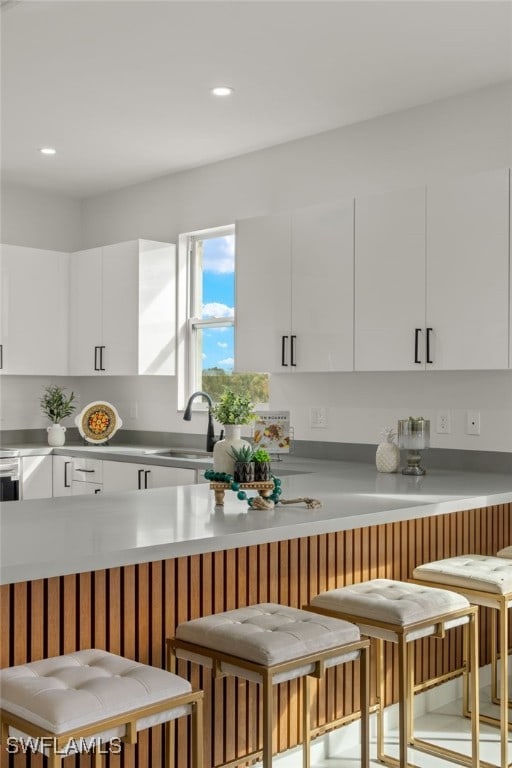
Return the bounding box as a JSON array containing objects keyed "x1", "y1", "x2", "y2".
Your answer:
[
  {"x1": 302, "y1": 675, "x2": 311, "y2": 768},
  {"x1": 262, "y1": 672, "x2": 273, "y2": 767},
  {"x1": 398, "y1": 636, "x2": 409, "y2": 768},
  {"x1": 376, "y1": 638, "x2": 386, "y2": 764},
  {"x1": 360, "y1": 641, "x2": 370, "y2": 768},
  {"x1": 499, "y1": 598, "x2": 509, "y2": 768}
]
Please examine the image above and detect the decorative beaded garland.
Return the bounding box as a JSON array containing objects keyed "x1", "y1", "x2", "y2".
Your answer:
[{"x1": 204, "y1": 469, "x2": 282, "y2": 506}]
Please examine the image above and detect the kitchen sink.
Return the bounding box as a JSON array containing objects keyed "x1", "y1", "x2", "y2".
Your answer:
[{"x1": 145, "y1": 448, "x2": 212, "y2": 460}]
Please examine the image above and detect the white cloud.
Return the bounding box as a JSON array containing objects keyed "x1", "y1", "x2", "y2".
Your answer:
[
  {"x1": 218, "y1": 357, "x2": 234, "y2": 367},
  {"x1": 203, "y1": 235, "x2": 235, "y2": 274},
  {"x1": 217, "y1": 342, "x2": 228, "y2": 349},
  {"x1": 202, "y1": 353, "x2": 207, "y2": 359},
  {"x1": 202, "y1": 302, "x2": 234, "y2": 318}
]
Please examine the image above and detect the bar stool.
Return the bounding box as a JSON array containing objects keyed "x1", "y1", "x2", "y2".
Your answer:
[
  {"x1": 167, "y1": 602, "x2": 370, "y2": 768},
  {"x1": 0, "y1": 648, "x2": 203, "y2": 768},
  {"x1": 307, "y1": 578, "x2": 480, "y2": 768},
  {"x1": 413, "y1": 554, "x2": 512, "y2": 768}
]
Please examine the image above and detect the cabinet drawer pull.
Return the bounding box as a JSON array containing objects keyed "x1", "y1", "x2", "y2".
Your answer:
[
  {"x1": 138, "y1": 469, "x2": 144, "y2": 490},
  {"x1": 281, "y1": 335, "x2": 288, "y2": 366},
  {"x1": 99, "y1": 345, "x2": 106, "y2": 371},
  {"x1": 426, "y1": 328, "x2": 433, "y2": 364},
  {"x1": 75, "y1": 468, "x2": 95, "y2": 473},
  {"x1": 144, "y1": 469, "x2": 151, "y2": 489},
  {"x1": 290, "y1": 335, "x2": 297, "y2": 367},
  {"x1": 64, "y1": 461, "x2": 71, "y2": 488},
  {"x1": 0, "y1": 344, "x2": 3, "y2": 370},
  {"x1": 94, "y1": 346, "x2": 100, "y2": 371},
  {"x1": 94, "y1": 488, "x2": 101, "y2": 494},
  {"x1": 414, "y1": 328, "x2": 422, "y2": 364}
]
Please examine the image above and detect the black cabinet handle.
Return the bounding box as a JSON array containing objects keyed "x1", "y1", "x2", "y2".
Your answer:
[
  {"x1": 414, "y1": 328, "x2": 422, "y2": 364},
  {"x1": 281, "y1": 336, "x2": 288, "y2": 366},
  {"x1": 0, "y1": 344, "x2": 3, "y2": 370},
  {"x1": 138, "y1": 469, "x2": 144, "y2": 490},
  {"x1": 64, "y1": 461, "x2": 71, "y2": 488},
  {"x1": 99, "y1": 346, "x2": 106, "y2": 371},
  {"x1": 426, "y1": 328, "x2": 433, "y2": 364},
  {"x1": 94, "y1": 488, "x2": 101, "y2": 494},
  {"x1": 94, "y1": 346, "x2": 100, "y2": 371},
  {"x1": 75, "y1": 468, "x2": 95, "y2": 473},
  {"x1": 290, "y1": 335, "x2": 297, "y2": 367},
  {"x1": 144, "y1": 470, "x2": 151, "y2": 489}
]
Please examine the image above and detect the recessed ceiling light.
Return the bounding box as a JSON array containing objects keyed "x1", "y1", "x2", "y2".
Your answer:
[
  {"x1": 39, "y1": 147, "x2": 56, "y2": 155},
  {"x1": 211, "y1": 86, "x2": 233, "y2": 97}
]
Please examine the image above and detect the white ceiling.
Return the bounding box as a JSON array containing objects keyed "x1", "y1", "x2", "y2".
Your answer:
[{"x1": 2, "y1": 0, "x2": 512, "y2": 199}]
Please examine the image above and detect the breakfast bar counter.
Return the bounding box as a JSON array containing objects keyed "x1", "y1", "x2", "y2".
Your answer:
[{"x1": 1, "y1": 458, "x2": 511, "y2": 767}]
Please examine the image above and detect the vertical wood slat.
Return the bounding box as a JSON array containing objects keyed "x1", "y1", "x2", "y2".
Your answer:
[{"x1": 1, "y1": 503, "x2": 510, "y2": 768}]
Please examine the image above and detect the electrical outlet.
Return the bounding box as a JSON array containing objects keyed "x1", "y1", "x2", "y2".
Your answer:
[
  {"x1": 436, "y1": 411, "x2": 451, "y2": 434},
  {"x1": 466, "y1": 411, "x2": 480, "y2": 435},
  {"x1": 310, "y1": 406, "x2": 327, "y2": 428}
]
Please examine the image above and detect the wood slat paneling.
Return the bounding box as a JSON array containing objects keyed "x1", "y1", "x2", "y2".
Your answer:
[{"x1": 1, "y1": 504, "x2": 510, "y2": 767}]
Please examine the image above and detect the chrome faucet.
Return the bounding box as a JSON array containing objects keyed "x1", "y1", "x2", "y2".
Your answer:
[{"x1": 183, "y1": 391, "x2": 216, "y2": 453}]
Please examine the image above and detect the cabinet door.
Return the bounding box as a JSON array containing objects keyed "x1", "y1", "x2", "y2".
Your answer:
[
  {"x1": 101, "y1": 241, "x2": 139, "y2": 374},
  {"x1": 355, "y1": 187, "x2": 426, "y2": 371},
  {"x1": 69, "y1": 248, "x2": 103, "y2": 375},
  {"x1": 427, "y1": 168, "x2": 509, "y2": 370},
  {"x1": 0, "y1": 245, "x2": 69, "y2": 375},
  {"x1": 291, "y1": 200, "x2": 354, "y2": 371},
  {"x1": 235, "y1": 214, "x2": 292, "y2": 372},
  {"x1": 21, "y1": 456, "x2": 53, "y2": 500},
  {"x1": 52, "y1": 455, "x2": 73, "y2": 497},
  {"x1": 145, "y1": 465, "x2": 196, "y2": 488},
  {"x1": 102, "y1": 460, "x2": 142, "y2": 492},
  {"x1": 138, "y1": 240, "x2": 176, "y2": 375}
]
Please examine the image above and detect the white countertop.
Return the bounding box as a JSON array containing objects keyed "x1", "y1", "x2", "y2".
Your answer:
[{"x1": 2, "y1": 455, "x2": 512, "y2": 585}]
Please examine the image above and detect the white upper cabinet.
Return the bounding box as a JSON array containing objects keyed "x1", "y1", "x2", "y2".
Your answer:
[
  {"x1": 426, "y1": 168, "x2": 509, "y2": 370},
  {"x1": 0, "y1": 244, "x2": 69, "y2": 375},
  {"x1": 355, "y1": 187, "x2": 426, "y2": 371},
  {"x1": 355, "y1": 169, "x2": 510, "y2": 371},
  {"x1": 235, "y1": 213, "x2": 291, "y2": 373},
  {"x1": 236, "y1": 199, "x2": 354, "y2": 373},
  {"x1": 69, "y1": 239, "x2": 176, "y2": 375}
]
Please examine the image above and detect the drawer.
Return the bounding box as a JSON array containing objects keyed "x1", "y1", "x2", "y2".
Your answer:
[{"x1": 72, "y1": 458, "x2": 103, "y2": 483}]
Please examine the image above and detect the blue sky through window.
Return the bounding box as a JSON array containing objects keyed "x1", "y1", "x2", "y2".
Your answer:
[{"x1": 201, "y1": 234, "x2": 235, "y2": 372}]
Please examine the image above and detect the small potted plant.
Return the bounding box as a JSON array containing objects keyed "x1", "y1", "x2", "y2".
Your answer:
[
  {"x1": 40, "y1": 385, "x2": 76, "y2": 446},
  {"x1": 252, "y1": 447, "x2": 272, "y2": 481},
  {"x1": 229, "y1": 444, "x2": 255, "y2": 483},
  {"x1": 211, "y1": 390, "x2": 256, "y2": 474}
]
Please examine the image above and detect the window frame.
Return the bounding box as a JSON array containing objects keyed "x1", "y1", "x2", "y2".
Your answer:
[{"x1": 185, "y1": 225, "x2": 235, "y2": 408}]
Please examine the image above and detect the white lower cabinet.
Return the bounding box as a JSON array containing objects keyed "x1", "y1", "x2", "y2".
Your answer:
[
  {"x1": 21, "y1": 456, "x2": 53, "y2": 500},
  {"x1": 102, "y1": 460, "x2": 195, "y2": 492},
  {"x1": 52, "y1": 455, "x2": 74, "y2": 497}
]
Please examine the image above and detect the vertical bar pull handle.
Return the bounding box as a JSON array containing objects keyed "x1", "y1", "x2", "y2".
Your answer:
[
  {"x1": 99, "y1": 346, "x2": 106, "y2": 371},
  {"x1": 290, "y1": 335, "x2": 297, "y2": 367},
  {"x1": 281, "y1": 336, "x2": 288, "y2": 367},
  {"x1": 94, "y1": 346, "x2": 100, "y2": 371},
  {"x1": 64, "y1": 461, "x2": 71, "y2": 488},
  {"x1": 137, "y1": 469, "x2": 144, "y2": 490},
  {"x1": 426, "y1": 328, "x2": 433, "y2": 364},
  {"x1": 0, "y1": 344, "x2": 3, "y2": 370},
  {"x1": 414, "y1": 329, "x2": 422, "y2": 364},
  {"x1": 144, "y1": 470, "x2": 151, "y2": 489}
]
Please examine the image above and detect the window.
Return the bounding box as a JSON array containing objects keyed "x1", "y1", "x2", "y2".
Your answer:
[{"x1": 185, "y1": 226, "x2": 269, "y2": 405}]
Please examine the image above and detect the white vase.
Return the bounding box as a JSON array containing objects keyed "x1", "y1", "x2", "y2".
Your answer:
[
  {"x1": 213, "y1": 425, "x2": 251, "y2": 475},
  {"x1": 47, "y1": 423, "x2": 66, "y2": 447}
]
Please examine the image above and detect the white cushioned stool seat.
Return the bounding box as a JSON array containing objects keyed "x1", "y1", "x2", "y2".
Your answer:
[
  {"x1": 1, "y1": 649, "x2": 192, "y2": 737},
  {"x1": 413, "y1": 554, "x2": 512, "y2": 595},
  {"x1": 0, "y1": 648, "x2": 204, "y2": 768},
  {"x1": 497, "y1": 546, "x2": 512, "y2": 560},
  {"x1": 310, "y1": 578, "x2": 469, "y2": 642},
  {"x1": 175, "y1": 602, "x2": 360, "y2": 683}
]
